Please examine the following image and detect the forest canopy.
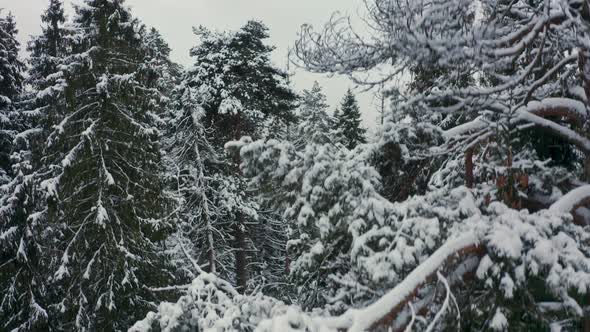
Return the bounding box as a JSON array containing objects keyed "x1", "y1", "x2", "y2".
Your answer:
[{"x1": 1, "y1": 0, "x2": 590, "y2": 331}]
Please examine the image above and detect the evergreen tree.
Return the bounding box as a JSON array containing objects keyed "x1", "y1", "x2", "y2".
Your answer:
[
  {"x1": 295, "y1": 81, "x2": 333, "y2": 148},
  {"x1": 334, "y1": 89, "x2": 366, "y2": 149},
  {"x1": 188, "y1": 20, "x2": 298, "y2": 146},
  {"x1": 0, "y1": 12, "x2": 24, "y2": 182},
  {"x1": 140, "y1": 27, "x2": 182, "y2": 124},
  {"x1": 34, "y1": 1, "x2": 175, "y2": 329},
  {"x1": 15, "y1": 5, "x2": 71, "y2": 329},
  {"x1": 0, "y1": 11, "x2": 49, "y2": 331},
  {"x1": 26, "y1": 0, "x2": 68, "y2": 180},
  {"x1": 183, "y1": 20, "x2": 297, "y2": 292}
]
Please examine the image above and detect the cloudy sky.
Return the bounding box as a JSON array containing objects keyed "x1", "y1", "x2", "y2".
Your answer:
[{"x1": 2, "y1": 0, "x2": 382, "y2": 129}]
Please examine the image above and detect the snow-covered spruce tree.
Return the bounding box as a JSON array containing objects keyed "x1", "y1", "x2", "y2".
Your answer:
[
  {"x1": 25, "y1": 0, "x2": 68, "y2": 144},
  {"x1": 0, "y1": 133, "x2": 46, "y2": 332},
  {"x1": 138, "y1": 26, "x2": 186, "y2": 253},
  {"x1": 138, "y1": 25, "x2": 184, "y2": 249},
  {"x1": 140, "y1": 26, "x2": 182, "y2": 125},
  {"x1": 3, "y1": 3, "x2": 72, "y2": 328},
  {"x1": 334, "y1": 89, "x2": 366, "y2": 150},
  {"x1": 25, "y1": 0, "x2": 69, "y2": 194},
  {"x1": 184, "y1": 20, "x2": 297, "y2": 291},
  {"x1": 36, "y1": 1, "x2": 176, "y2": 329},
  {"x1": 0, "y1": 11, "x2": 49, "y2": 331},
  {"x1": 246, "y1": 0, "x2": 590, "y2": 330},
  {"x1": 294, "y1": 81, "x2": 334, "y2": 148},
  {"x1": 0, "y1": 12, "x2": 25, "y2": 183}
]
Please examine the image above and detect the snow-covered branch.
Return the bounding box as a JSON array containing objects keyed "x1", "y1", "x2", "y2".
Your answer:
[
  {"x1": 256, "y1": 233, "x2": 483, "y2": 332},
  {"x1": 550, "y1": 185, "x2": 590, "y2": 215}
]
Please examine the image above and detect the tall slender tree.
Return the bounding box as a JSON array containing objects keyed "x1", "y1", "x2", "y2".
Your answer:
[
  {"x1": 334, "y1": 89, "x2": 366, "y2": 149},
  {"x1": 140, "y1": 27, "x2": 182, "y2": 124},
  {"x1": 0, "y1": 12, "x2": 24, "y2": 182},
  {"x1": 35, "y1": 1, "x2": 175, "y2": 329},
  {"x1": 26, "y1": 0, "x2": 68, "y2": 192},
  {"x1": 166, "y1": 81, "x2": 234, "y2": 279},
  {"x1": 183, "y1": 20, "x2": 297, "y2": 292},
  {"x1": 0, "y1": 11, "x2": 49, "y2": 331},
  {"x1": 295, "y1": 81, "x2": 333, "y2": 148}
]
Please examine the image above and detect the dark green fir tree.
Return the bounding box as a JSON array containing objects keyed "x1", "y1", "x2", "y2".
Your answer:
[
  {"x1": 34, "y1": 0, "x2": 176, "y2": 329},
  {"x1": 0, "y1": 10, "x2": 48, "y2": 331},
  {"x1": 334, "y1": 89, "x2": 366, "y2": 149}
]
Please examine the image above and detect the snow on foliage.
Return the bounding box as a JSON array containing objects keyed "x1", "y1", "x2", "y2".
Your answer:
[
  {"x1": 247, "y1": 0, "x2": 590, "y2": 327},
  {"x1": 0, "y1": 9, "x2": 49, "y2": 331},
  {"x1": 5, "y1": 0, "x2": 590, "y2": 330},
  {"x1": 9, "y1": 0, "x2": 178, "y2": 329},
  {"x1": 233, "y1": 137, "x2": 586, "y2": 326},
  {"x1": 131, "y1": 273, "x2": 285, "y2": 332},
  {"x1": 294, "y1": 81, "x2": 335, "y2": 147},
  {"x1": 248, "y1": 179, "x2": 590, "y2": 331}
]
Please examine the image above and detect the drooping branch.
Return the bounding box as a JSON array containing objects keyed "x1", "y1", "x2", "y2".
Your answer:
[
  {"x1": 523, "y1": 98, "x2": 587, "y2": 127},
  {"x1": 442, "y1": 96, "x2": 589, "y2": 192},
  {"x1": 295, "y1": 233, "x2": 485, "y2": 332},
  {"x1": 357, "y1": 234, "x2": 483, "y2": 332},
  {"x1": 516, "y1": 109, "x2": 590, "y2": 155},
  {"x1": 550, "y1": 185, "x2": 590, "y2": 217}
]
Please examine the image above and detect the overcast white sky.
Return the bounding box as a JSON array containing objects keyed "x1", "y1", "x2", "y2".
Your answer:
[{"x1": 2, "y1": 0, "x2": 381, "y2": 129}]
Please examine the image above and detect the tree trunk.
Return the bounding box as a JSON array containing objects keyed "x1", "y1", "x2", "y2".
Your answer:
[
  {"x1": 231, "y1": 111, "x2": 248, "y2": 291},
  {"x1": 194, "y1": 143, "x2": 216, "y2": 274},
  {"x1": 578, "y1": 39, "x2": 590, "y2": 181},
  {"x1": 465, "y1": 148, "x2": 474, "y2": 188},
  {"x1": 234, "y1": 213, "x2": 248, "y2": 292}
]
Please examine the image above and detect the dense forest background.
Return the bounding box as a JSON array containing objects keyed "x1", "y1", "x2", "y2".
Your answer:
[{"x1": 2, "y1": 0, "x2": 590, "y2": 331}]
